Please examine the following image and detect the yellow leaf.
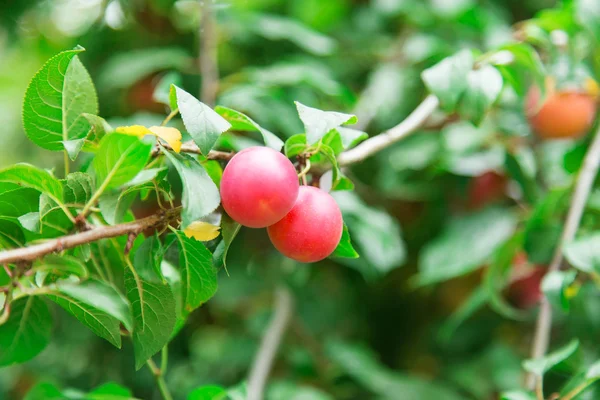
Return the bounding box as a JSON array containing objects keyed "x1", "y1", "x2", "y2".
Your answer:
[
  {"x1": 115, "y1": 125, "x2": 151, "y2": 137},
  {"x1": 184, "y1": 221, "x2": 221, "y2": 241},
  {"x1": 584, "y1": 77, "x2": 599, "y2": 98},
  {"x1": 149, "y1": 126, "x2": 182, "y2": 153}
]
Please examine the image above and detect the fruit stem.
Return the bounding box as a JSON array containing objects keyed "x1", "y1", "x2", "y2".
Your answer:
[{"x1": 297, "y1": 159, "x2": 311, "y2": 186}]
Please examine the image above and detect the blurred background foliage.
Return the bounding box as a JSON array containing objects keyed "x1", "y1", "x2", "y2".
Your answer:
[{"x1": 2, "y1": 0, "x2": 600, "y2": 399}]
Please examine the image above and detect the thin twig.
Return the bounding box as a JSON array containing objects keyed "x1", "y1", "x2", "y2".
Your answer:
[
  {"x1": 151, "y1": 141, "x2": 234, "y2": 159},
  {"x1": 337, "y1": 95, "x2": 439, "y2": 166},
  {"x1": 199, "y1": 0, "x2": 219, "y2": 106},
  {"x1": 0, "y1": 207, "x2": 181, "y2": 265},
  {"x1": 527, "y1": 124, "x2": 600, "y2": 390},
  {"x1": 147, "y1": 358, "x2": 173, "y2": 400},
  {"x1": 247, "y1": 286, "x2": 294, "y2": 400}
]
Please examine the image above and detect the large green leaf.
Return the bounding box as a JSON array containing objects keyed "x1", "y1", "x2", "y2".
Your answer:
[
  {"x1": 173, "y1": 230, "x2": 218, "y2": 312},
  {"x1": 215, "y1": 106, "x2": 283, "y2": 150},
  {"x1": 23, "y1": 47, "x2": 98, "y2": 158},
  {"x1": 295, "y1": 101, "x2": 357, "y2": 144},
  {"x1": 0, "y1": 296, "x2": 52, "y2": 365},
  {"x1": 124, "y1": 268, "x2": 176, "y2": 370},
  {"x1": 418, "y1": 207, "x2": 517, "y2": 285},
  {"x1": 421, "y1": 49, "x2": 474, "y2": 112},
  {"x1": 47, "y1": 287, "x2": 124, "y2": 348},
  {"x1": 92, "y1": 133, "x2": 153, "y2": 193},
  {"x1": 0, "y1": 164, "x2": 63, "y2": 203},
  {"x1": 162, "y1": 150, "x2": 220, "y2": 228},
  {"x1": 174, "y1": 86, "x2": 231, "y2": 155}
]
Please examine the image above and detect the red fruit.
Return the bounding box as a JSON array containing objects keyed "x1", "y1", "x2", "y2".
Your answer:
[
  {"x1": 507, "y1": 253, "x2": 546, "y2": 309},
  {"x1": 267, "y1": 186, "x2": 343, "y2": 263},
  {"x1": 467, "y1": 171, "x2": 507, "y2": 209},
  {"x1": 220, "y1": 147, "x2": 299, "y2": 228},
  {"x1": 525, "y1": 86, "x2": 597, "y2": 140}
]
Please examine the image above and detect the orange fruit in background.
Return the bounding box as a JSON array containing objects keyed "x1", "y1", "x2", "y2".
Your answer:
[{"x1": 525, "y1": 85, "x2": 597, "y2": 140}]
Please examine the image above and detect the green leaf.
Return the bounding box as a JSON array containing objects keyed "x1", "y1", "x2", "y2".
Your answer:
[
  {"x1": 57, "y1": 280, "x2": 132, "y2": 330},
  {"x1": 418, "y1": 207, "x2": 517, "y2": 285},
  {"x1": 495, "y1": 43, "x2": 545, "y2": 96},
  {"x1": 215, "y1": 106, "x2": 283, "y2": 151},
  {"x1": 24, "y1": 382, "x2": 64, "y2": 400},
  {"x1": 564, "y1": 234, "x2": 600, "y2": 274},
  {"x1": 48, "y1": 279, "x2": 132, "y2": 348},
  {"x1": 0, "y1": 164, "x2": 63, "y2": 203},
  {"x1": 0, "y1": 220, "x2": 26, "y2": 248},
  {"x1": 284, "y1": 134, "x2": 308, "y2": 158},
  {"x1": 484, "y1": 233, "x2": 528, "y2": 321},
  {"x1": 173, "y1": 230, "x2": 218, "y2": 313},
  {"x1": 524, "y1": 189, "x2": 568, "y2": 265},
  {"x1": 174, "y1": 86, "x2": 231, "y2": 155},
  {"x1": 313, "y1": 144, "x2": 341, "y2": 189},
  {"x1": 330, "y1": 224, "x2": 359, "y2": 259},
  {"x1": 34, "y1": 254, "x2": 88, "y2": 279},
  {"x1": 500, "y1": 391, "x2": 536, "y2": 400},
  {"x1": 93, "y1": 133, "x2": 153, "y2": 192},
  {"x1": 98, "y1": 48, "x2": 191, "y2": 92},
  {"x1": 523, "y1": 339, "x2": 579, "y2": 377},
  {"x1": 249, "y1": 14, "x2": 337, "y2": 56},
  {"x1": 295, "y1": 102, "x2": 357, "y2": 144},
  {"x1": 23, "y1": 47, "x2": 98, "y2": 157},
  {"x1": 64, "y1": 172, "x2": 94, "y2": 204},
  {"x1": 421, "y1": 49, "x2": 474, "y2": 112},
  {"x1": 99, "y1": 168, "x2": 167, "y2": 225},
  {"x1": 162, "y1": 150, "x2": 220, "y2": 228},
  {"x1": 82, "y1": 113, "x2": 113, "y2": 142},
  {"x1": 153, "y1": 72, "x2": 182, "y2": 110},
  {"x1": 213, "y1": 213, "x2": 241, "y2": 269},
  {"x1": 188, "y1": 386, "x2": 228, "y2": 400},
  {"x1": 327, "y1": 340, "x2": 463, "y2": 400},
  {"x1": 88, "y1": 382, "x2": 133, "y2": 398},
  {"x1": 541, "y1": 270, "x2": 577, "y2": 312},
  {"x1": 134, "y1": 235, "x2": 164, "y2": 283},
  {"x1": 0, "y1": 296, "x2": 52, "y2": 365},
  {"x1": 458, "y1": 66, "x2": 503, "y2": 125},
  {"x1": 586, "y1": 360, "x2": 600, "y2": 380},
  {"x1": 505, "y1": 150, "x2": 539, "y2": 204},
  {"x1": 335, "y1": 127, "x2": 368, "y2": 150},
  {"x1": 332, "y1": 192, "x2": 405, "y2": 280},
  {"x1": 575, "y1": 0, "x2": 600, "y2": 41},
  {"x1": 124, "y1": 267, "x2": 176, "y2": 370}
]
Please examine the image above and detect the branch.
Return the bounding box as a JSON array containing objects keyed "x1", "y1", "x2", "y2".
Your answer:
[
  {"x1": 527, "y1": 123, "x2": 600, "y2": 390},
  {"x1": 151, "y1": 141, "x2": 234, "y2": 160},
  {"x1": 247, "y1": 285, "x2": 294, "y2": 400},
  {"x1": 199, "y1": 0, "x2": 219, "y2": 106},
  {"x1": 337, "y1": 95, "x2": 440, "y2": 166},
  {"x1": 147, "y1": 357, "x2": 173, "y2": 400},
  {"x1": 0, "y1": 207, "x2": 181, "y2": 265}
]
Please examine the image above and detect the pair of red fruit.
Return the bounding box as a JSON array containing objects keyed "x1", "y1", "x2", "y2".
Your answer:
[{"x1": 220, "y1": 147, "x2": 343, "y2": 263}]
